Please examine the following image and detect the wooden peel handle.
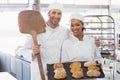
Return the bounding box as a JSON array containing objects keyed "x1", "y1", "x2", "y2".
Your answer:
[
  {"x1": 36, "y1": 54, "x2": 45, "y2": 80},
  {"x1": 31, "y1": 31, "x2": 45, "y2": 80}
]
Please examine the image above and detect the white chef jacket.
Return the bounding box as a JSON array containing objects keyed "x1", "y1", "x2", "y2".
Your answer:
[
  {"x1": 18, "y1": 24, "x2": 69, "y2": 80},
  {"x1": 61, "y1": 34, "x2": 102, "y2": 63}
]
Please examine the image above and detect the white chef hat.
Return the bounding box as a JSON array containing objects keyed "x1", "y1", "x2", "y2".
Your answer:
[
  {"x1": 70, "y1": 13, "x2": 84, "y2": 22},
  {"x1": 47, "y1": 2, "x2": 64, "y2": 13}
]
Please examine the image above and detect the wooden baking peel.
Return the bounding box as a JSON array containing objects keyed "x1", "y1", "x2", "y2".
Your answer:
[{"x1": 18, "y1": 10, "x2": 46, "y2": 80}]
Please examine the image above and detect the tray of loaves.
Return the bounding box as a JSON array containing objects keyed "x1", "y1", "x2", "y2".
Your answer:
[{"x1": 47, "y1": 61, "x2": 105, "y2": 80}]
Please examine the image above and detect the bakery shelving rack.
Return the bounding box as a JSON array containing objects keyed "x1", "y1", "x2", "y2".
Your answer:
[{"x1": 84, "y1": 15, "x2": 115, "y2": 59}]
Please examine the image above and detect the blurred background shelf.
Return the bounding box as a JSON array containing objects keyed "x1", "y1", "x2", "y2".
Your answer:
[{"x1": 84, "y1": 15, "x2": 115, "y2": 59}]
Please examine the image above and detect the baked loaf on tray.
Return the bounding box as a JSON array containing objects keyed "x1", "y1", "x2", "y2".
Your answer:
[
  {"x1": 88, "y1": 65, "x2": 100, "y2": 71},
  {"x1": 84, "y1": 61, "x2": 101, "y2": 77},
  {"x1": 70, "y1": 62, "x2": 83, "y2": 78},
  {"x1": 54, "y1": 68, "x2": 67, "y2": 79},
  {"x1": 53, "y1": 63, "x2": 67, "y2": 79},
  {"x1": 72, "y1": 71, "x2": 83, "y2": 79},
  {"x1": 70, "y1": 61, "x2": 81, "y2": 68},
  {"x1": 53, "y1": 63, "x2": 64, "y2": 69},
  {"x1": 87, "y1": 70, "x2": 101, "y2": 77},
  {"x1": 84, "y1": 61, "x2": 97, "y2": 67}
]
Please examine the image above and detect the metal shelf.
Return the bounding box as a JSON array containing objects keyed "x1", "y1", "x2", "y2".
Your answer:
[{"x1": 84, "y1": 15, "x2": 115, "y2": 59}]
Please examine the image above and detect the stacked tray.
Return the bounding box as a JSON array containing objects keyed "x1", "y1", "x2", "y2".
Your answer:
[{"x1": 47, "y1": 61, "x2": 105, "y2": 80}]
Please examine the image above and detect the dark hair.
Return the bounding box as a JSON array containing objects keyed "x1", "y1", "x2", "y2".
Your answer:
[
  {"x1": 82, "y1": 27, "x2": 85, "y2": 31},
  {"x1": 80, "y1": 21, "x2": 85, "y2": 31}
]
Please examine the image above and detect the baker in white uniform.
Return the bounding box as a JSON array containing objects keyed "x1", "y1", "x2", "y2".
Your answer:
[
  {"x1": 61, "y1": 13, "x2": 102, "y2": 63},
  {"x1": 17, "y1": 2, "x2": 101, "y2": 80},
  {"x1": 20, "y1": 2, "x2": 69, "y2": 80}
]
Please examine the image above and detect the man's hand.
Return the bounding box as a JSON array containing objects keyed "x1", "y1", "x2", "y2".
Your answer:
[
  {"x1": 32, "y1": 45, "x2": 40, "y2": 57},
  {"x1": 94, "y1": 37, "x2": 100, "y2": 47}
]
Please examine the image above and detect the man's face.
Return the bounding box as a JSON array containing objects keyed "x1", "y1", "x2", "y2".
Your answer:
[{"x1": 48, "y1": 9, "x2": 62, "y2": 27}]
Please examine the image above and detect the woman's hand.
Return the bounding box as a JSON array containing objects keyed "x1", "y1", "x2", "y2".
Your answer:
[{"x1": 32, "y1": 45, "x2": 40, "y2": 57}]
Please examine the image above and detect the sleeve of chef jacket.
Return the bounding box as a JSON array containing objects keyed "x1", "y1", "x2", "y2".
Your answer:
[
  {"x1": 17, "y1": 35, "x2": 34, "y2": 62},
  {"x1": 60, "y1": 29, "x2": 71, "y2": 63},
  {"x1": 61, "y1": 40, "x2": 70, "y2": 63}
]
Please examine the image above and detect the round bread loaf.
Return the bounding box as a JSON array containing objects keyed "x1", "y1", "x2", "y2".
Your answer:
[
  {"x1": 70, "y1": 67, "x2": 83, "y2": 73},
  {"x1": 53, "y1": 63, "x2": 64, "y2": 69},
  {"x1": 88, "y1": 65, "x2": 100, "y2": 71},
  {"x1": 84, "y1": 61, "x2": 97, "y2": 67},
  {"x1": 72, "y1": 71, "x2": 83, "y2": 78},
  {"x1": 54, "y1": 68, "x2": 67, "y2": 79},
  {"x1": 87, "y1": 70, "x2": 101, "y2": 77},
  {"x1": 70, "y1": 62, "x2": 81, "y2": 68}
]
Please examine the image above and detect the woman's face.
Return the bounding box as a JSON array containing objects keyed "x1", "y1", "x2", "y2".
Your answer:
[{"x1": 71, "y1": 19, "x2": 84, "y2": 37}]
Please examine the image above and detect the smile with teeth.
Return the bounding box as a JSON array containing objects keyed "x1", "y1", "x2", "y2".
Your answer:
[
  {"x1": 73, "y1": 31, "x2": 78, "y2": 33},
  {"x1": 54, "y1": 18, "x2": 59, "y2": 22}
]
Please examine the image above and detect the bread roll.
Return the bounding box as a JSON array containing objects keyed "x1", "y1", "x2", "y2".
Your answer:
[
  {"x1": 84, "y1": 61, "x2": 97, "y2": 67},
  {"x1": 54, "y1": 68, "x2": 67, "y2": 79},
  {"x1": 88, "y1": 65, "x2": 100, "y2": 71},
  {"x1": 87, "y1": 70, "x2": 101, "y2": 77},
  {"x1": 53, "y1": 63, "x2": 64, "y2": 69},
  {"x1": 70, "y1": 62, "x2": 81, "y2": 68},
  {"x1": 70, "y1": 67, "x2": 83, "y2": 73},
  {"x1": 72, "y1": 71, "x2": 83, "y2": 78}
]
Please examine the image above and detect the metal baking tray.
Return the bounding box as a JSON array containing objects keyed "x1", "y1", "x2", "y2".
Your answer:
[{"x1": 47, "y1": 61, "x2": 105, "y2": 80}]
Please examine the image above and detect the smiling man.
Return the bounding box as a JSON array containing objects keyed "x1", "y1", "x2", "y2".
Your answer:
[{"x1": 30, "y1": 2, "x2": 69, "y2": 80}]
